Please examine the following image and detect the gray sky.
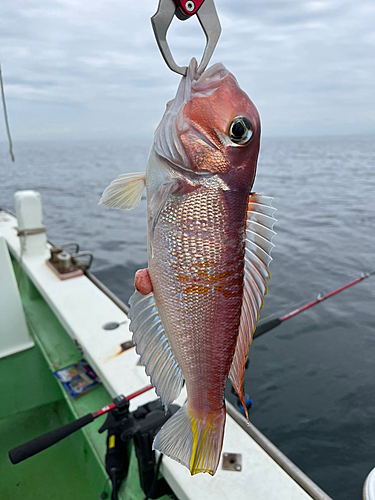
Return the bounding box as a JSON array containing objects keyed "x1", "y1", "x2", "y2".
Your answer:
[{"x1": 0, "y1": 0, "x2": 374, "y2": 141}]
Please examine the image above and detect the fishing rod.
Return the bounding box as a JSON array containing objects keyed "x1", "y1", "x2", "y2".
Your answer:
[
  {"x1": 8, "y1": 270, "x2": 374, "y2": 461},
  {"x1": 253, "y1": 269, "x2": 375, "y2": 340},
  {"x1": 232, "y1": 269, "x2": 375, "y2": 415},
  {"x1": 8, "y1": 383, "x2": 154, "y2": 465},
  {"x1": 0, "y1": 64, "x2": 15, "y2": 162}
]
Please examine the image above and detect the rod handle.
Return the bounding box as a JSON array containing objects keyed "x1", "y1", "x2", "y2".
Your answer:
[
  {"x1": 9, "y1": 412, "x2": 94, "y2": 465},
  {"x1": 253, "y1": 318, "x2": 282, "y2": 339}
]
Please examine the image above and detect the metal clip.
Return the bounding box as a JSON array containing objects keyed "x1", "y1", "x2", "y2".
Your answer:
[
  {"x1": 47, "y1": 244, "x2": 93, "y2": 280},
  {"x1": 151, "y1": 0, "x2": 221, "y2": 76},
  {"x1": 72, "y1": 251, "x2": 94, "y2": 271}
]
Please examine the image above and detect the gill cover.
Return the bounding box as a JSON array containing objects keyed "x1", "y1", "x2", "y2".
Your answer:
[{"x1": 154, "y1": 58, "x2": 229, "y2": 172}]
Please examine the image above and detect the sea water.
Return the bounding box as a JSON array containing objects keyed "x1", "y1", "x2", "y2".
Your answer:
[{"x1": 1, "y1": 135, "x2": 374, "y2": 499}]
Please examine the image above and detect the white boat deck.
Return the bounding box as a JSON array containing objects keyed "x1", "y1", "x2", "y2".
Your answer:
[{"x1": 0, "y1": 207, "x2": 331, "y2": 500}]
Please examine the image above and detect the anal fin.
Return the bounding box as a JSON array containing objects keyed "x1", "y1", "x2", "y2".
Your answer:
[
  {"x1": 128, "y1": 290, "x2": 184, "y2": 406},
  {"x1": 229, "y1": 194, "x2": 276, "y2": 421}
]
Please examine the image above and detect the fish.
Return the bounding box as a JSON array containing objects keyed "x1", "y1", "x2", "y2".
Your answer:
[{"x1": 99, "y1": 58, "x2": 276, "y2": 476}]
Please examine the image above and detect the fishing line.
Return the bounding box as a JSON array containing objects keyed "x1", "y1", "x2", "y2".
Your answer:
[{"x1": 0, "y1": 64, "x2": 14, "y2": 162}]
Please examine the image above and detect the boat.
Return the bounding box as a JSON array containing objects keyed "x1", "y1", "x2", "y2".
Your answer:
[{"x1": 0, "y1": 189, "x2": 338, "y2": 500}]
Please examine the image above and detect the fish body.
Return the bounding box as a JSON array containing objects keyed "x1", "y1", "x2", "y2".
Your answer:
[{"x1": 99, "y1": 59, "x2": 276, "y2": 475}]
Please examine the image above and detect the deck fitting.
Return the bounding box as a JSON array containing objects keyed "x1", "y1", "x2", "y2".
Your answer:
[{"x1": 222, "y1": 452, "x2": 242, "y2": 472}]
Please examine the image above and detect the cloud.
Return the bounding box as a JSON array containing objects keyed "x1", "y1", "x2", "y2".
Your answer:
[{"x1": 0, "y1": 0, "x2": 374, "y2": 141}]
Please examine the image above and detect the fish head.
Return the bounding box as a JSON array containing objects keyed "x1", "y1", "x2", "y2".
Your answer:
[{"x1": 154, "y1": 58, "x2": 260, "y2": 187}]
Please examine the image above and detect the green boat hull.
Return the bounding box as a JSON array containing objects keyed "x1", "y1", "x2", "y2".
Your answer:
[{"x1": 0, "y1": 257, "x2": 170, "y2": 500}]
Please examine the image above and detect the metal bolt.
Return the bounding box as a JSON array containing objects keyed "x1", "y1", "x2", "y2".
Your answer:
[
  {"x1": 222, "y1": 452, "x2": 242, "y2": 472},
  {"x1": 56, "y1": 251, "x2": 72, "y2": 270},
  {"x1": 74, "y1": 339, "x2": 84, "y2": 355},
  {"x1": 102, "y1": 320, "x2": 126, "y2": 331},
  {"x1": 185, "y1": 1, "x2": 195, "y2": 12},
  {"x1": 102, "y1": 321, "x2": 120, "y2": 330}
]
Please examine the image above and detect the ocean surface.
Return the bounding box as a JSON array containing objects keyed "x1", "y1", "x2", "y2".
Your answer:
[{"x1": 1, "y1": 135, "x2": 374, "y2": 499}]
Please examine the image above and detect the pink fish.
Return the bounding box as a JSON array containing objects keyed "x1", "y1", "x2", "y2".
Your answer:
[{"x1": 100, "y1": 59, "x2": 276, "y2": 475}]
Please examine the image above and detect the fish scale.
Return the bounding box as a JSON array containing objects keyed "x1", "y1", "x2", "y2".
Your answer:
[
  {"x1": 150, "y1": 188, "x2": 246, "y2": 415},
  {"x1": 99, "y1": 58, "x2": 276, "y2": 475}
]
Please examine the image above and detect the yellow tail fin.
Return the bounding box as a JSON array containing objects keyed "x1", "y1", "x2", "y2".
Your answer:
[{"x1": 153, "y1": 402, "x2": 225, "y2": 476}]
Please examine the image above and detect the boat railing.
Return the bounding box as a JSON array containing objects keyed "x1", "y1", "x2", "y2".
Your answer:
[{"x1": 226, "y1": 401, "x2": 333, "y2": 500}]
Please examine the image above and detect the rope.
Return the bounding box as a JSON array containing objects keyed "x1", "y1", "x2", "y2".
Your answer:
[
  {"x1": 16, "y1": 226, "x2": 46, "y2": 284},
  {"x1": 17, "y1": 227, "x2": 46, "y2": 237}
]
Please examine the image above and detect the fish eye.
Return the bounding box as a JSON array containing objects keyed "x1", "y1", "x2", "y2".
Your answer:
[{"x1": 229, "y1": 117, "x2": 253, "y2": 145}]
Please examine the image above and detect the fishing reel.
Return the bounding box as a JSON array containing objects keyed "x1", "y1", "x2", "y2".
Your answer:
[
  {"x1": 99, "y1": 397, "x2": 179, "y2": 500},
  {"x1": 98, "y1": 395, "x2": 131, "y2": 500}
]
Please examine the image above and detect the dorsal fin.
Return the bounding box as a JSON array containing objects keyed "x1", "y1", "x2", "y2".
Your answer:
[
  {"x1": 229, "y1": 194, "x2": 276, "y2": 420},
  {"x1": 128, "y1": 291, "x2": 184, "y2": 406}
]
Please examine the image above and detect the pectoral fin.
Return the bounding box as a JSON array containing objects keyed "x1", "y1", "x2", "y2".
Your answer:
[
  {"x1": 99, "y1": 172, "x2": 146, "y2": 210},
  {"x1": 229, "y1": 194, "x2": 276, "y2": 421}
]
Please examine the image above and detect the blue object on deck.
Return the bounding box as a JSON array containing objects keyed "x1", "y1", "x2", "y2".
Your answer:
[{"x1": 237, "y1": 395, "x2": 253, "y2": 416}]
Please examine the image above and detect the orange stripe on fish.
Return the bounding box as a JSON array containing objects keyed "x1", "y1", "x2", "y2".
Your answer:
[{"x1": 183, "y1": 285, "x2": 210, "y2": 294}]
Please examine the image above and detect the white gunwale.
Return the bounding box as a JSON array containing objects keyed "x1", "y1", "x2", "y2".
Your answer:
[{"x1": 0, "y1": 207, "x2": 332, "y2": 500}]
